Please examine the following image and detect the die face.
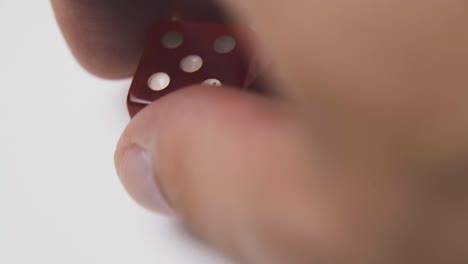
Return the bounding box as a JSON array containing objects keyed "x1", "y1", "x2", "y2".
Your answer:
[{"x1": 127, "y1": 20, "x2": 255, "y2": 117}]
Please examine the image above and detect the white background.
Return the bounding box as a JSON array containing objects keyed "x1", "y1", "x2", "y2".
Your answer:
[{"x1": 0, "y1": 1, "x2": 232, "y2": 264}]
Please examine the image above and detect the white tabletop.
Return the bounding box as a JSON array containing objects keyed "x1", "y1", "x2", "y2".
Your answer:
[{"x1": 0, "y1": 1, "x2": 232, "y2": 264}]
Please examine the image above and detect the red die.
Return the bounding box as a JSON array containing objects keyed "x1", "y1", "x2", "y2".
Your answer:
[{"x1": 127, "y1": 20, "x2": 257, "y2": 117}]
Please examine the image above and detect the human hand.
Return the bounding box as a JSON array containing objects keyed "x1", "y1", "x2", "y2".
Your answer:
[{"x1": 52, "y1": 0, "x2": 468, "y2": 263}]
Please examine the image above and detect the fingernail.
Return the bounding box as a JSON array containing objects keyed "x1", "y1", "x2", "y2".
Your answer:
[{"x1": 117, "y1": 146, "x2": 174, "y2": 216}]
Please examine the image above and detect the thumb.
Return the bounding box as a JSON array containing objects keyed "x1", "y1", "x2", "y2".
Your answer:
[{"x1": 114, "y1": 86, "x2": 356, "y2": 263}]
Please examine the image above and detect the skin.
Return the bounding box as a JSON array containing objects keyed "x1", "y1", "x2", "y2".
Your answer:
[{"x1": 52, "y1": 0, "x2": 468, "y2": 263}]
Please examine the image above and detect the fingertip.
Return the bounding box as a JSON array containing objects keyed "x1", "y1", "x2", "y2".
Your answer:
[
  {"x1": 116, "y1": 144, "x2": 176, "y2": 216},
  {"x1": 114, "y1": 86, "x2": 252, "y2": 215}
]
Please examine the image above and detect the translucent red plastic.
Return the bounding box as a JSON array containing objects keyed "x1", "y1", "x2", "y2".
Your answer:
[{"x1": 127, "y1": 20, "x2": 257, "y2": 117}]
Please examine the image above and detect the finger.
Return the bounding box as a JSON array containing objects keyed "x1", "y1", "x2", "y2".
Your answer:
[
  {"x1": 223, "y1": 1, "x2": 468, "y2": 108},
  {"x1": 114, "y1": 85, "x2": 328, "y2": 262},
  {"x1": 224, "y1": 0, "x2": 468, "y2": 164},
  {"x1": 51, "y1": 0, "x2": 228, "y2": 78},
  {"x1": 113, "y1": 86, "x2": 414, "y2": 263}
]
